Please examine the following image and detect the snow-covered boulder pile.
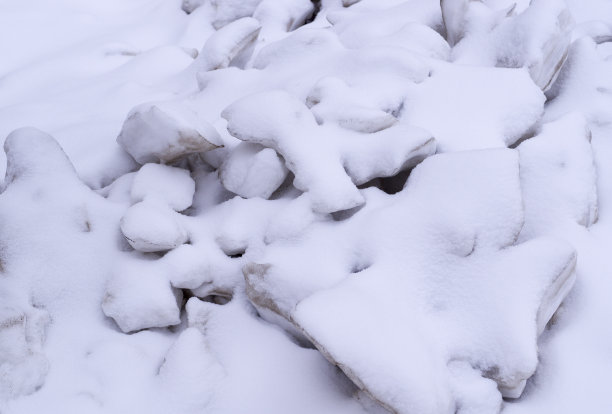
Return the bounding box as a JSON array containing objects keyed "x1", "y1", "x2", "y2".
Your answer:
[
  {"x1": 244, "y1": 149, "x2": 577, "y2": 413},
  {"x1": 2, "y1": 0, "x2": 612, "y2": 413}
]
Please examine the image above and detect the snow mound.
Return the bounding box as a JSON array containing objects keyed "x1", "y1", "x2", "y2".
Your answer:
[{"x1": 244, "y1": 149, "x2": 577, "y2": 413}]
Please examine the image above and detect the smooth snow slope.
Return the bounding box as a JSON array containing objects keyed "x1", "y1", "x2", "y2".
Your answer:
[{"x1": 0, "y1": 0, "x2": 611, "y2": 413}]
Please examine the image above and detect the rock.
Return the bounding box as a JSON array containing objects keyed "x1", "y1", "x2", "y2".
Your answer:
[{"x1": 117, "y1": 102, "x2": 223, "y2": 164}]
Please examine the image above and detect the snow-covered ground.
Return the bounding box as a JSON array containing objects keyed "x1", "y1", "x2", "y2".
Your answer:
[{"x1": 1, "y1": 0, "x2": 611, "y2": 413}]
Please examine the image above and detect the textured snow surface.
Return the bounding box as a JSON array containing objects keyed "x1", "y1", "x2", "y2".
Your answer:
[{"x1": 1, "y1": 0, "x2": 612, "y2": 413}]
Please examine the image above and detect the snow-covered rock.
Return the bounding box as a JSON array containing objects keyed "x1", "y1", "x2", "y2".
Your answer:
[
  {"x1": 219, "y1": 142, "x2": 288, "y2": 199},
  {"x1": 545, "y1": 37, "x2": 612, "y2": 124},
  {"x1": 328, "y1": 2, "x2": 450, "y2": 59},
  {"x1": 210, "y1": 0, "x2": 263, "y2": 29},
  {"x1": 102, "y1": 256, "x2": 183, "y2": 333},
  {"x1": 253, "y1": 0, "x2": 314, "y2": 35},
  {"x1": 244, "y1": 149, "x2": 577, "y2": 413},
  {"x1": 306, "y1": 77, "x2": 399, "y2": 133},
  {"x1": 120, "y1": 201, "x2": 188, "y2": 252},
  {"x1": 518, "y1": 113, "x2": 598, "y2": 239},
  {"x1": 197, "y1": 17, "x2": 261, "y2": 71},
  {"x1": 222, "y1": 89, "x2": 435, "y2": 213},
  {"x1": 449, "y1": 0, "x2": 573, "y2": 90},
  {"x1": 131, "y1": 163, "x2": 195, "y2": 212},
  {"x1": 117, "y1": 102, "x2": 223, "y2": 164},
  {"x1": 401, "y1": 61, "x2": 544, "y2": 152}
]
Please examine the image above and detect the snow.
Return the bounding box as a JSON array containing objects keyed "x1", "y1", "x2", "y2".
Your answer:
[
  {"x1": 131, "y1": 163, "x2": 195, "y2": 211},
  {"x1": 1, "y1": 0, "x2": 612, "y2": 413}
]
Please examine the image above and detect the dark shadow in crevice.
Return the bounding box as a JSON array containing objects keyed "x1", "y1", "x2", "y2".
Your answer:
[
  {"x1": 351, "y1": 262, "x2": 371, "y2": 275},
  {"x1": 220, "y1": 246, "x2": 246, "y2": 259},
  {"x1": 200, "y1": 293, "x2": 233, "y2": 305},
  {"x1": 358, "y1": 168, "x2": 412, "y2": 195},
  {"x1": 332, "y1": 204, "x2": 365, "y2": 221},
  {"x1": 508, "y1": 124, "x2": 541, "y2": 149},
  {"x1": 269, "y1": 171, "x2": 299, "y2": 201},
  {"x1": 184, "y1": 287, "x2": 234, "y2": 306},
  {"x1": 304, "y1": 0, "x2": 321, "y2": 25}
]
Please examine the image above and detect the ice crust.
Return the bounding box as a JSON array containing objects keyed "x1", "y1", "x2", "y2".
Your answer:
[{"x1": 1, "y1": 0, "x2": 609, "y2": 413}]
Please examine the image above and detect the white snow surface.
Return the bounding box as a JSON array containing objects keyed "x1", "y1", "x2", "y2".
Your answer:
[{"x1": 1, "y1": 0, "x2": 612, "y2": 413}]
